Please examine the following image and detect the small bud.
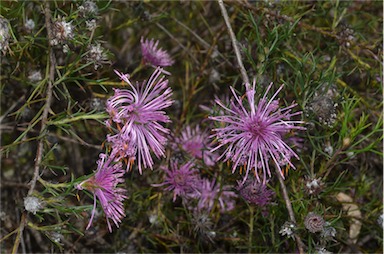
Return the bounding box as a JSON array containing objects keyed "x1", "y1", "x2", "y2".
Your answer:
[
  {"x1": 342, "y1": 137, "x2": 351, "y2": 148},
  {"x1": 304, "y1": 212, "x2": 325, "y2": 233}
]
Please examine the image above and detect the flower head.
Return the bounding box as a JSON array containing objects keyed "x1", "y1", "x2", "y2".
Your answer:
[
  {"x1": 76, "y1": 153, "x2": 127, "y2": 232},
  {"x1": 195, "y1": 178, "x2": 236, "y2": 213},
  {"x1": 236, "y1": 179, "x2": 274, "y2": 207},
  {"x1": 106, "y1": 68, "x2": 173, "y2": 173},
  {"x1": 209, "y1": 81, "x2": 305, "y2": 184},
  {"x1": 140, "y1": 37, "x2": 174, "y2": 67},
  {"x1": 152, "y1": 161, "x2": 199, "y2": 201},
  {"x1": 176, "y1": 125, "x2": 218, "y2": 166}
]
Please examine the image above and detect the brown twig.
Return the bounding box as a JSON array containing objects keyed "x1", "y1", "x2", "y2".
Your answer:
[
  {"x1": 12, "y1": 2, "x2": 56, "y2": 253},
  {"x1": 275, "y1": 166, "x2": 305, "y2": 254},
  {"x1": 218, "y1": 0, "x2": 250, "y2": 85}
]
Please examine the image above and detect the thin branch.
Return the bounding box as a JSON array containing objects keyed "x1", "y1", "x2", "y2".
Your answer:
[
  {"x1": 275, "y1": 166, "x2": 305, "y2": 254},
  {"x1": 12, "y1": 2, "x2": 56, "y2": 253},
  {"x1": 218, "y1": 0, "x2": 250, "y2": 85}
]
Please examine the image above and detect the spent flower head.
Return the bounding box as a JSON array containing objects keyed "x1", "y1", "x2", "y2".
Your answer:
[
  {"x1": 0, "y1": 17, "x2": 10, "y2": 53},
  {"x1": 76, "y1": 153, "x2": 127, "y2": 232},
  {"x1": 51, "y1": 17, "x2": 74, "y2": 46},
  {"x1": 279, "y1": 221, "x2": 296, "y2": 238},
  {"x1": 210, "y1": 81, "x2": 305, "y2": 184},
  {"x1": 24, "y1": 196, "x2": 43, "y2": 214},
  {"x1": 140, "y1": 37, "x2": 174, "y2": 67},
  {"x1": 152, "y1": 161, "x2": 199, "y2": 202},
  {"x1": 107, "y1": 68, "x2": 173, "y2": 173}
]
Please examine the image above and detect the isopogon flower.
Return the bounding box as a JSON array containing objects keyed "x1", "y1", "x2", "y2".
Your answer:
[
  {"x1": 195, "y1": 178, "x2": 236, "y2": 213},
  {"x1": 106, "y1": 68, "x2": 173, "y2": 173},
  {"x1": 140, "y1": 37, "x2": 174, "y2": 67},
  {"x1": 152, "y1": 161, "x2": 199, "y2": 201},
  {"x1": 76, "y1": 153, "x2": 127, "y2": 232},
  {"x1": 209, "y1": 81, "x2": 305, "y2": 184},
  {"x1": 176, "y1": 125, "x2": 218, "y2": 166},
  {"x1": 236, "y1": 179, "x2": 274, "y2": 207}
]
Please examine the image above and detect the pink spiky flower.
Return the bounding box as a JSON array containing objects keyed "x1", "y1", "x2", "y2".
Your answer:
[
  {"x1": 195, "y1": 178, "x2": 236, "y2": 213},
  {"x1": 106, "y1": 68, "x2": 173, "y2": 173},
  {"x1": 140, "y1": 37, "x2": 174, "y2": 67},
  {"x1": 177, "y1": 125, "x2": 218, "y2": 166},
  {"x1": 152, "y1": 161, "x2": 199, "y2": 202},
  {"x1": 76, "y1": 153, "x2": 127, "y2": 232},
  {"x1": 209, "y1": 81, "x2": 305, "y2": 184}
]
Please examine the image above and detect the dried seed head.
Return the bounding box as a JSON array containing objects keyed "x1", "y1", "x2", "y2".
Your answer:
[
  {"x1": 24, "y1": 19, "x2": 35, "y2": 32},
  {"x1": 24, "y1": 196, "x2": 43, "y2": 214},
  {"x1": 78, "y1": 0, "x2": 98, "y2": 17},
  {"x1": 279, "y1": 221, "x2": 296, "y2": 238},
  {"x1": 0, "y1": 17, "x2": 10, "y2": 53},
  {"x1": 28, "y1": 70, "x2": 42, "y2": 83},
  {"x1": 304, "y1": 176, "x2": 325, "y2": 196},
  {"x1": 86, "y1": 19, "x2": 97, "y2": 31},
  {"x1": 86, "y1": 43, "x2": 109, "y2": 70},
  {"x1": 321, "y1": 222, "x2": 337, "y2": 241},
  {"x1": 51, "y1": 18, "x2": 74, "y2": 46},
  {"x1": 307, "y1": 95, "x2": 337, "y2": 127},
  {"x1": 304, "y1": 212, "x2": 325, "y2": 233}
]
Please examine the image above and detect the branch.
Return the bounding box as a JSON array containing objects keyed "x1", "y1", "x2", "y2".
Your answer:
[
  {"x1": 275, "y1": 166, "x2": 305, "y2": 254},
  {"x1": 218, "y1": 0, "x2": 250, "y2": 85},
  {"x1": 12, "y1": 2, "x2": 56, "y2": 253}
]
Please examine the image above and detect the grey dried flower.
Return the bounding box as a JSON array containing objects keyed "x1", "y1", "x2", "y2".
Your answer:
[
  {"x1": 79, "y1": 0, "x2": 98, "y2": 16},
  {"x1": 378, "y1": 214, "x2": 383, "y2": 228},
  {"x1": 86, "y1": 43, "x2": 109, "y2": 70},
  {"x1": 24, "y1": 196, "x2": 43, "y2": 214},
  {"x1": 279, "y1": 221, "x2": 296, "y2": 238},
  {"x1": 307, "y1": 95, "x2": 338, "y2": 127},
  {"x1": 86, "y1": 19, "x2": 97, "y2": 31},
  {"x1": 0, "y1": 17, "x2": 10, "y2": 53},
  {"x1": 316, "y1": 247, "x2": 332, "y2": 254},
  {"x1": 51, "y1": 18, "x2": 74, "y2": 46},
  {"x1": 28, "y1": 70, "x2": 43, "y2": 83},
  {"x1": 191, "y1": 210, "x2": 215, "y2": 243},
  {"x1": 321, "y1": 222, "x2": 337, "y2": 241},
  {"x1": 304, "y1": 212, "x2": 325, "y2": 233},
  {"x1": 24, "y1": 19, "x2": 35, "y2": 32},
  {"x1": 304, "y1": 175, "x2": 325, "y2": 196}
]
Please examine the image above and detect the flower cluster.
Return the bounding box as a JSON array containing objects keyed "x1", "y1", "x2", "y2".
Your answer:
[
  {"x1": 154, "y1": 161, "x2": 236, "y2": 213},
  {"x1": 106, "y1": 67, "x2": 173, "y2": 173},
  {"x1": 209, "y1": 81, "x2": 305, "y2": 184},
  {"x1": 77, "y1": 67, "x2": 173, "y2": 232}
]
